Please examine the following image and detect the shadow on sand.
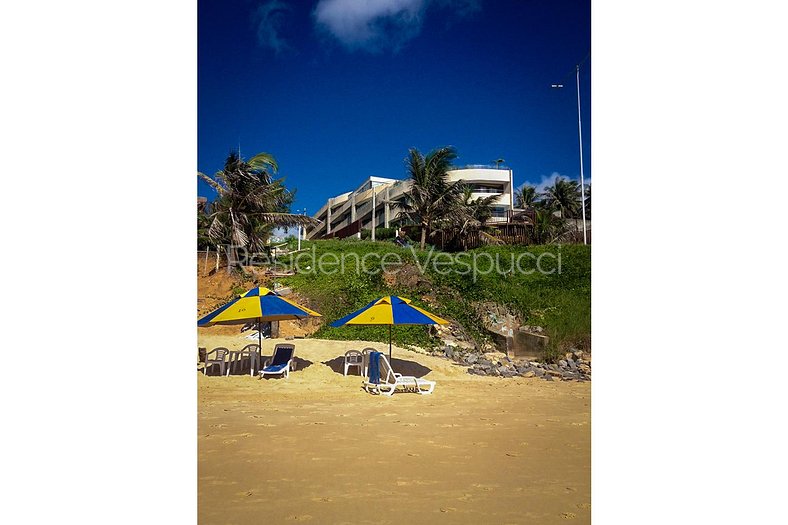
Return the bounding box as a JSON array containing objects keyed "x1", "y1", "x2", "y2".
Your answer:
[
  {"x1": 199, "y1": 354, "x2": 313, "y2": 376},
  {"x1": 322, "y1": 355, "x2": 432, "y2": 378}
]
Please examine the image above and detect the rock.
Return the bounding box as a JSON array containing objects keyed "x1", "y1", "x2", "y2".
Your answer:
[
  {"x1": 466, "y1": 354, "x2": 478, "y2": 365},
  {"x1": 568, "y1": 359, "x2": 577, "y2": 370},
  {"x1": 546, "y1": 370, "x2": 563, "y2": 378},
  {"x1": 444, "y1": 347, "x2": 454, "y2": 358},
  {"x1": 578, "y1": 364, "x2": 591, "y2": 374},
  {"x1": 558, "y1": 360, "x2": 568, "y2": 368},
  {"x1": 533, "y1": 368, "x2": 545, "y2": 377},
  {"x1": 544, "y1": 374, "x2": 554, "y2": 381},
  {"x1": 529, "y1": 361, "x2": 541, "y2": 367},
  {"x1": 479, "y1": 358, "x2": 493, "y2": 367},
  {"x1": 521, "y1": 370, "x2": 536, "y2": 378},
  {"x1": 565, "y1": 352, "x2": 574, "y2": 360}
]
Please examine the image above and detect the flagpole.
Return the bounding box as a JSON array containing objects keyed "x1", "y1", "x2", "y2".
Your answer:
[{"x1": 389, "y1": 325, "x2": 392, "y2": 362}]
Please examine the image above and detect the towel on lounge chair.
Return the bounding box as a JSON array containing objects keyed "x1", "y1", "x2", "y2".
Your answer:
[{"x1": 368, "y1": 351, "x2": 381, "y2": 384}]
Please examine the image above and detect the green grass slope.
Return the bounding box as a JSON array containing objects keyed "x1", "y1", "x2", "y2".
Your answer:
[{"x1": 276, "y1": 239, "x2": 590, "y2": 358}]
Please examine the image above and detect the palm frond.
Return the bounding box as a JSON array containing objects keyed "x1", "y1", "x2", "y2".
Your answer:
[{"x1": 198, "y1": 172, "x2": 224, "y2": 194}]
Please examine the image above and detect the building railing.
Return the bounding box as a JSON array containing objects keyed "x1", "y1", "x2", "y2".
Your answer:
[{"x1": 452, "y1": 164, "x2": 510, "y2": 170}]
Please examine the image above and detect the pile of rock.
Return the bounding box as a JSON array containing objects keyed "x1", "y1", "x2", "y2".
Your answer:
[
  {"x1": 432, "y1": 324, "x2": 478, "y2": 352},
  {"x1": 439, "y1": 347, "x2": 590, "y2": 382}
]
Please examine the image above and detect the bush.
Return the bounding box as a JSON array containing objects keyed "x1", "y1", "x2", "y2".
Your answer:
[{"x1": 375, "y1": 227, "x2": 396, "y2": 240}]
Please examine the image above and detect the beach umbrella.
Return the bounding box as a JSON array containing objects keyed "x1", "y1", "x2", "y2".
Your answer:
[
  {"x1": 330, "y1": 295, "x2": 449, "y2": 361},
  {"x1": 198, "y1": 286, "x2": 321, "y2": 350}
]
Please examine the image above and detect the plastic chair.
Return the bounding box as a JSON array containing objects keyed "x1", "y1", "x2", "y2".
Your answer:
[
  {"x1": 361, "y1": 347, "x2": 377, "y2": 377},
  {"x1": 344, "y1": 350, "x2": 363, "y2": 376},
  {"x1": 227, "y1": 344, "x2": 261, "y2": 376},
  {"x1": 260, "y1": 344, "x2": 296, "y2": 379},
  {"x1": 204, "y1": 347, "x2": 229, "y2": 376},
  {"x1": 363, "y1": 351, "x2": 436, "y2": 396}
]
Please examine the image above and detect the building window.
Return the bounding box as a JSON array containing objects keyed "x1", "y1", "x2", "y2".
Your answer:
[
  {"x1": 491, "y1": 206, "x2": 507, "y2": 218},
  {"x1": 469, "y1": 183, "x2": 504, "y2": 194}
]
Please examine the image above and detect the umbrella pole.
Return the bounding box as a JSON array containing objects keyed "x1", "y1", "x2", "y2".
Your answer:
[
  {"x1": 257, "y1": 317, "x2": 262, "y2": 375},
  {"x1": 389, "y1": 325, "x2": 392, "y2": 362}
]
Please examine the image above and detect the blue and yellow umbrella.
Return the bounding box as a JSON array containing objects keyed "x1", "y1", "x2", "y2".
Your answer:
[
  {"x1": 198, "y1": 286, "x2": 321, "y2": 348},
  {"x1": 330, "y1": 295, "x2": 449, "y2": 360}
]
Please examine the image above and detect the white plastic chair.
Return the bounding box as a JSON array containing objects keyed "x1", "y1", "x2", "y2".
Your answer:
[
  {"x1": 363, "y1": 352, "x2": 436, "y2": 396},
  {"x1": 204, "y1": 347, "x2": 229, "y2": 376},
  {"x1": 360, "y1": 347, "x2": 377, "y2": 377},
  {"x1": 226, "y1": 344, "x2": 261, "y2": 376},
  {"x1": 343, "y1": 350, "x2": 363, "y2": 376}
]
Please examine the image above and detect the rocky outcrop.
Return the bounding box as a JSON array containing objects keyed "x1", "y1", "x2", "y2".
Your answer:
[{"x1": 435, "y1": 346, "x2": 591, "y2": 381}]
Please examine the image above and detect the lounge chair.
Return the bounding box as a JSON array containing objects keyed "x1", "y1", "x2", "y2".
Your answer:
[
  {"x1": 204, "y1": 347, "x2": 229, "y2": 376},
  {"x1": 363, "y1": 351, "x2": 436, "y2": 396},
  {"x1": 343, "y1": 350, "x2": 363, "y2": 376},
  {"x1": 260, "y1": 344, "x2": 296, "y2": 379},
  {"x1": 360, "y1": 347, "x2": 377, "y2": 377}
]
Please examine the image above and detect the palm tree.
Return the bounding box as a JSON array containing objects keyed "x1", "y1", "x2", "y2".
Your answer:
[
  {"x1": 460, "y1": 186, "x2": 499, "y2": 226},
  {"x1": 197, "y1": 200, "x2": 215, "y2": 250},
  {"x1": 531, "y1": 208, "x2": 570, "y2": 244},
  {"x1": 396, "y1": 146, "x2": 463, "y2": 250},
  {"x1": 541, "y1": 177, "x2": 582, "y2": 219},
  {"x1": 514, "y1": 184, "x2": 538, "y2": 209},
  {"x1": 584, "y1": 183, "x2": 591, "y2": 219},
  {"x1": 198, "y1": 151, "x2": 317, "y2": 257}
]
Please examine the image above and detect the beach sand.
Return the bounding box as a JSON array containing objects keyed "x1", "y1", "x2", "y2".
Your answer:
[{"x1": 198, "y1": 334, "x2": 590, "y2": 524}]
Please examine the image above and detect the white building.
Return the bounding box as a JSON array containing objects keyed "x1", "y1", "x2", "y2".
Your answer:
[{"x1": 308, "y1": 166, "x2": 514, "y2": 239}]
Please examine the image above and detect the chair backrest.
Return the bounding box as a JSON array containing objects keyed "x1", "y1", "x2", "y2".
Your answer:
[
  {"x1": 198, "y1": 347, "x2": 207, "y2": 363},
  {"x1": 345, "y1": 350, "x2": 362, "y2": 364},
  {"x1": 361, "y1": 347, "x2": 376, "y2": 367},
  {"x1": 271, "y1": 344, "x2": 295, "y2": 366},
  {"x1": 240, "y1": 344, "x2": 260, "y2": 356},
  {"x1": 207, "y1": 347, "x2": 228, "y2": 361},
  {"x1": 375, "y1": 353, "x2": 398, "y2": 385}
]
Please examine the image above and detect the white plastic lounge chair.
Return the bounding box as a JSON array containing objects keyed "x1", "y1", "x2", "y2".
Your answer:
[
  {"x1": 360, "y1": 347, "x2": 377, "y2": 377},
  {"x1": 344, "y1": 350, "x2": 363, "y2": 376},
  {"x1": 260, "y1": 344, "x2": 296, "y2": 379},
  {"x1": 363, "y1": 351, "x2": 436, "y2": 396},
  {"x1": 204, "y1": 347, "x2": 229, "y2": 376}
]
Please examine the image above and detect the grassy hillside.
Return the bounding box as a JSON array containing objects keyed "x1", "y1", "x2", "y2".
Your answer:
[{"x1": 273, "y1": 239, "x2": 590, "y2": 358}]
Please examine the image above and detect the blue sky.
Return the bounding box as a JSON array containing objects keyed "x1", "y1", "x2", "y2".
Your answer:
[{"x1": 198, "y1": 0, "x2": 591, "y2": 215}]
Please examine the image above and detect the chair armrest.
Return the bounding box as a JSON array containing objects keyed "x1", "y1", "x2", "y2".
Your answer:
[
  {"x1": 289, "y1": 359, "x2": 297, "y2": 371},
  {"x1": 262, "y1": 358, "x2": 272, "y2": 368}
]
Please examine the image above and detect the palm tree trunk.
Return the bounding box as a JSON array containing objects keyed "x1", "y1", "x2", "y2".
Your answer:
[{"x1": 420, "y1": 225, "x2": 427, "y2": 250}]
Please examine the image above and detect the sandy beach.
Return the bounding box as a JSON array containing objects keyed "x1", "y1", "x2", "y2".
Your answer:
[{"x1": 198, "y1": 333, "x2": 590, "y2": 524}]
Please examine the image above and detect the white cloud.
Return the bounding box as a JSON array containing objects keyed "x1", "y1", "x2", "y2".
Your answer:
[
  {"x1": 313, "y1": 0, "x2": 481, "y2": 52},
  {"x1": 254, "y1": 0, "x2": 293, "y2": 55}
]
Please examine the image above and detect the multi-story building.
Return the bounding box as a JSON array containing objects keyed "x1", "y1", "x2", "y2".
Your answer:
[{"x1": 307, "y1": 166, "x2": 514, "y2": 239}]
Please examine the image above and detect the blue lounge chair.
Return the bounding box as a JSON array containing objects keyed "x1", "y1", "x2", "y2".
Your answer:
[{"x1": 260, "y1": 344, "x2": 296, "y2": 379}]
